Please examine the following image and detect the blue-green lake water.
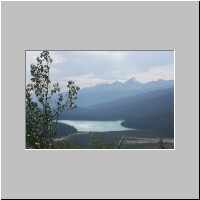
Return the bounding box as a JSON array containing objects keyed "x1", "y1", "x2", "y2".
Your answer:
[{"x1": 58, "y1": 120, "x2": 135, "y2": 132}]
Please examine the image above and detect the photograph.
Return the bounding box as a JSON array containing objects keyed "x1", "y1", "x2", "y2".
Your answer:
[
  {"x1": 26, "y1": 50, "x2": 174, "y2": 149},
  {"x1": 2, "y1": 1, "x2": 199, "y2": 199}
]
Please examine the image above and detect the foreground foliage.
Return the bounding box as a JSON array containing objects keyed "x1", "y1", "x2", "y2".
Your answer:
[{"x1": 26, "y1": 50, "x2": 79, "y2": 149}]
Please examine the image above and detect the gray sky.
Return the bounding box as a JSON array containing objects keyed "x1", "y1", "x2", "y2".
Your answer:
[{"x1": 26, "y1": 50, "x2": 174, "y2": 89}]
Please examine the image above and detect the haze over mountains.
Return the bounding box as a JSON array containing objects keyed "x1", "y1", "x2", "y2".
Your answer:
[
  {"x1": 60, "y1": 77, "x2": 174, "y2": 137},
  {"x1": 75, "y1": 77, "x2": 173, "y2": 107}
]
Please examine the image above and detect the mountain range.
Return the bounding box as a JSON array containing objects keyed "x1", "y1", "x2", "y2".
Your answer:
[
  {"x1": 75, "y1": 77, "x2": 173, "y2": 107},
  {"x1": 59, "y1": 78, "x2": 174, "y2": 137}
]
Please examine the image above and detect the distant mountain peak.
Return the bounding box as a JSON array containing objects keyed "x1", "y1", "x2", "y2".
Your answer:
[
  {"x1": 112, "y1": 80, "x2": 123, "y2": 85},
  {"x1": 125, "y1": 76, "x2": 140, "y2": 85},
  {"x1": 156, "y1": 79, "x2": 166, "y2": 82},
  {"x1": 128, "y1": 76, "x2": 137, "y2": 81}
]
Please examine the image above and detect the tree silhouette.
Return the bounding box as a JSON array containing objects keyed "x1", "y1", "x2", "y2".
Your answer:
[{"x1": 26, "y1": 50, "x2": 79, "y2": 148}]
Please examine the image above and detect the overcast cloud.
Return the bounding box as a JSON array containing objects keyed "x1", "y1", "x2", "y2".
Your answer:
[{"x1": 26, "y1": 50, "x2": 174, "y2": 89}]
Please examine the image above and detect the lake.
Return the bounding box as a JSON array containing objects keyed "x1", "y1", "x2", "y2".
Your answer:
[{"x1": 58, "y1": 120, "x2": 135, "y2": 132}]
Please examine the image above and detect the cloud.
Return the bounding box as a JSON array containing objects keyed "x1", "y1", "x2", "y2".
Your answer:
[
  {"x1": 50, "y1": 51, "x2": 67, "y2": 64},
  {"x1": 60, "y1": 73, "x2": 114, "y2": 89},
  {"x1": 133, "y1": 64, "x2": 174, "y2": 83},
  {"x1": 80, "y1": 51, "x2": 128, "y2": 61},
  {"x1": 26, "y1": 50, "x2": 174, "y2": 88}
]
